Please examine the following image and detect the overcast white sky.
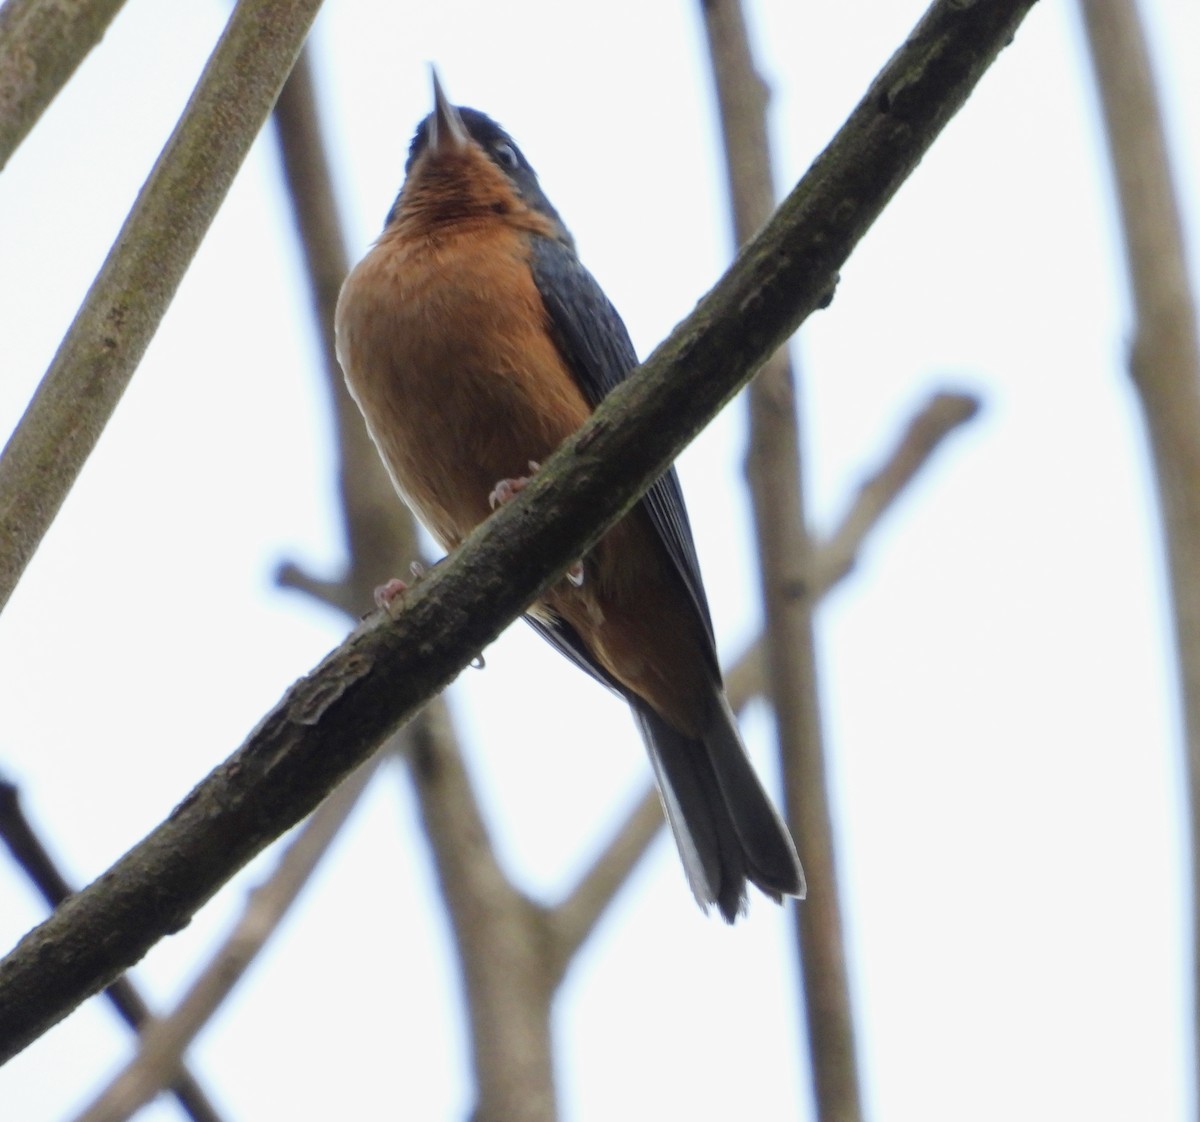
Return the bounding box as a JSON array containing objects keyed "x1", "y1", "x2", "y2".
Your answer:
[{"x1": 2, "y1": 1, "x2": 1199, "y2": 1120}]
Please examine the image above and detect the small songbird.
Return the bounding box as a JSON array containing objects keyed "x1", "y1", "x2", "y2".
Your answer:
[{"x1": 335, "y1": 72, "x2": 805, "y2": 920}]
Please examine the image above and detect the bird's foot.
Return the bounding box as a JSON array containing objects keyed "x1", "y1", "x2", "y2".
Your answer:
[
  {"x1": 489, "y1": 461, "x2": 541, "y2": 509},
  {"x1": 488, "y1": 461, "x2": 585, "y2": 587},
  {"x1": 374, "y1": 562, "x2": 434, "y2": 613},
  {"x1": 373, "y1": 578, "x2": 410, "y2": 610}
]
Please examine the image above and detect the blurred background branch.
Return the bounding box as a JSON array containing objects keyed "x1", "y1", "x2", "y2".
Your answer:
[
  {"x1": 812, "y1": 390, "x2": 980, "y2": 593},
  {"x1": 700, "y1": 1, "x2": 863, "y2": 1115},
  {"x1": 71, "y1": 757, "x2": 380, "y2": 1122},
  {"x1": 1078, "y1": 0, "x2": 1200, "y2": 1103},
  {"x1": 0, "y1": 775, "x2": 224, "y2": 1122}
]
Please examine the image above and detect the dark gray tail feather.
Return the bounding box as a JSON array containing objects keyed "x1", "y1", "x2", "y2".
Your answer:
[{"x1": 633, "y1": 698, "x2": 805, "y2": 922}]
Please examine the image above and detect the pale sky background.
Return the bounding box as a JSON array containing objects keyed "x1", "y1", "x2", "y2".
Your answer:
[{"x1": 2, "y1": 1, "x2": 1199, "y2": 1120}]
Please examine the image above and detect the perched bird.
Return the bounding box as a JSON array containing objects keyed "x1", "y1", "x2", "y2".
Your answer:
[{"x1": 335, "y1": 72, "x2": 805, "y2": 920}]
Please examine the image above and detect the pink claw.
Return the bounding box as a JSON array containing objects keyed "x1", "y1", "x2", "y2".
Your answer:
[
  {"x1": 487, "y1": 460, "x2": 585, "y2": 588},
  {"x1": 489, "y1": 460, "x2": 541, "y2": 509},
  {"x1": 373, "y1": 578, "x2": 410, "y2": 610}
]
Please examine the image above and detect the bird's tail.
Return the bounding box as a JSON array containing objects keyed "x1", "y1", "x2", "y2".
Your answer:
[{"x1": 632, "y1": 696, "x2": 806, "y2": 922}]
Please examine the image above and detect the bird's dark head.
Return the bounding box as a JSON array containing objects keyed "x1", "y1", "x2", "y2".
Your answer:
[{"x1": 384, "y1": 70, "x2": 571, "y2": 245}]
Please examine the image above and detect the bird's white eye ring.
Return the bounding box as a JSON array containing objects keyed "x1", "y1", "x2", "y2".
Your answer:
[{"x1": 493, "y1": 141, "x2": 519, "y2": 169}]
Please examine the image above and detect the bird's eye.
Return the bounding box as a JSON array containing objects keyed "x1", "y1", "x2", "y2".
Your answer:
[{"x1": 493, "y1": 142, "x2": 519, "y2": 169}]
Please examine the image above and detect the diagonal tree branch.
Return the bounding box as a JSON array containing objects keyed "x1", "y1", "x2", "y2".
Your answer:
[
  {"x1": 0, "y1": 0, "x2": 129, "y2": 172},
  {"x1": 0, "y1": 0, "x2": 324, "y2": 617},
  {"x1": 0, "y1": 0, "x2": 1039, "y2": 1065}
]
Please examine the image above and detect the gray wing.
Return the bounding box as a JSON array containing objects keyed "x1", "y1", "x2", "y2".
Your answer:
[{"x1": 526, "y1": 235, "x2": 718, "y2": 682}]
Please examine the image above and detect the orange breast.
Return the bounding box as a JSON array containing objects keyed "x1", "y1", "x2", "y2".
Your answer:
[
  {"x1": 336, "y1": 213, "x2": 715, "y2": 731},
  {"x1": 336, "y1": 221, "x2": 592, "y2": 550}
]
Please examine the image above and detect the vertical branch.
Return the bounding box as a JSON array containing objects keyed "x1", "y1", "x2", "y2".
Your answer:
[
  {"x1": 0, "y1": 0, "x2": 324, "y2": 617},
  {"x1": 0, "y1": 0, "x2": 129, "y2": 171},
  {"x1": 405, "y1": 707, "x2": 558, "y2": 1122},
  {"x1": 270, "y1": 49, "x2": 407, "y2": 607},
  {"x1": 1077, "y1": 0, "x2": 1200, "y2": 1102},
  {"x1": 698, "y1": 2, "x2": 864, "y2": 1120}
]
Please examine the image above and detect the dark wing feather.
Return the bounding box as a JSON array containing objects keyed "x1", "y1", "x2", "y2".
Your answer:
[{"x1": 527, "y1": 235, "x2": 717, "y2": 671}]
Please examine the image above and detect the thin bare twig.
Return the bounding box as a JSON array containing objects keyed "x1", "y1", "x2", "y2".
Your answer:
[
  {"x1": 813, "y1": 390, "x2": 980, "y2": 591},
  {"x1": 0, "y1": 0, "x2": 1039, "y2": 1062},
  {"x1": 72, "y1": 759, "x2": 380, "y2": 1122},
  {"x1": 546, "y1": 788, "x2": 663, "y2": 972},
  {"x1": 0, "y1": 0, "x2": 129, "y2": 171},
  {"x1": 0, "y1": 0, "x2": 324, "y2": 617},
  {"x1": 1077, "y1": 0, "x2": 1200, "y2": 1100},
  {"x1": 0, "y1": 777, "x2": 224, "y2": 1122}
]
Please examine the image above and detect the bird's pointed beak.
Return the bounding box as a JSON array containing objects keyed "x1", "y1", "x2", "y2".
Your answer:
[{"x1": 429, "y1": 67, "x2": 469, "y2": 154}]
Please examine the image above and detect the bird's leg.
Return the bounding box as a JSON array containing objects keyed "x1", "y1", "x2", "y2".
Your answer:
[{"x1": 488, "y1": 460, "x2": 584, "y2": 587}]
